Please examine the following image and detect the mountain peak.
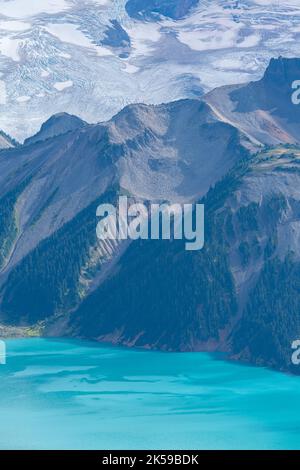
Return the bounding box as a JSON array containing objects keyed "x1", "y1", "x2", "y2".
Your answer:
[
  {"x1": 262, "y1": 56, "x2": 300, "y2": 86},
  {"x1": 0, "y1": 130, "x2": 17, "y2": 149},
  {"x1": 24, "y1": 113, "x2": 87, "y2": 146},
  {"x1": 204, "y1": 56, "x2": 300, "y2": 146}
]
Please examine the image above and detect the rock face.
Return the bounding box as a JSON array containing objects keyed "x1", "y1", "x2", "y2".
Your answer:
[
  {"x1": 24, "y1": 113, "x2": 87, "y2": 146},
  {"x1": 102, "y1": 20, "x2": 131, "y2": 58},
  {"x1": 67, "y1": 146, "x2": 300, "y2": 375},
  {"x1": 125, "y1": 0, "x2": 199, "y2": 20},
  {"x1": 0, "y1": 99, "x2": 249, "y2": 277},
  {"x1": 1, "y1": 58, "x2": 300, "y2": 374},
  {"x1": 0, "y1": 131, "x2": 17, "y2": 149},
  {"x1": 205, "y1": 57, "x2": 300, "y2": 145}
]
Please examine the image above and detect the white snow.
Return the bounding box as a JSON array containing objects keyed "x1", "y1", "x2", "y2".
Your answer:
[
  {"x1": 125, "y1": 21, "x2": 161, "y2": 58},
  {"x1": 58, "y1": 52, "x2": 71, "y2": 59},
  {"x1": 53, "y1": 80, "x2": 73, "y2": 91},
  {"x1": 92, "y1": 0, "x2": 111, "y2": 4},
  {"x1": 16, "y1": 96, "x2": 31, "y2": 103},
  {"x1": 122, "y1": 62, "x2": 139, "y2": 74},
  {"x1": 0, "y1": 81, "x2": 7, "y2": 105},
  {"x1": 45, "y1": 23, "x2": 94, "y2": 49},
  {"x1": 44, "y1": 23, "x2": 112, "y2": 56},
  {"x1": 0, "y1": 0, "x2": 69, "y2": 18},
  {"x1": 0, "y1": 37, "x2": 21, "y2": 61},
  {"x1": 1, "y1": 0, "x2": 300, "y2": 141},
  {"x1": 238, "y1": 33, "x2": 261, "y2": 49},
  {"x1": 175, "y1": 8, "x2": 244, "y2": 53},
  {"x1": 0, "y1": 20, "x2": 31, "y2": 31}
]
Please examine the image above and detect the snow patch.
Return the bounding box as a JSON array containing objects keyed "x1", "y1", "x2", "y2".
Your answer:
[
  {"x1": 0, "y1": 37, "x2": 21, "y2": 62},
  {"x1": 0, "y1": 20, "x2": 31, "y2": 31},
  {"x1": 0, "y1": 80, "x2": 6, "y2": 105},
  {"x1": 177, "y1": 19, "x2": 241, "y2": 52},
  {"x1": 58, "y1": 52, "x2": 71, "y2": 59},
  {"x1": 125, "y1": 21, "x2": 161, "y2": 58},
  {"x1": 16, "y1": 96, "x2": 31, "y2": 103},
  {"x1": 45, "y1": 23, "x2": 93, "y2": 48},
  {"x1": 122, "y1": 61, "x2": 139, "y2": 74},
  {"x1": 44, "y1": 23, "x2": 112, "y2": 56},
  {"x1": 0, "y1": 0, "x2": 69, "y2": 18},
  {"x1": 53, "y1": 80, "x2": 73, "y2": 91}
]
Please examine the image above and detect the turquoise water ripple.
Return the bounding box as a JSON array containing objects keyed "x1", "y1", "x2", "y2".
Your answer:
[{"x1": 0, "y1": 338, "x2": 300, "y2": 450}]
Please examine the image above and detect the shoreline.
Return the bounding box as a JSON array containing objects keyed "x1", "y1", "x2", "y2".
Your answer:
[{"x1": 0, "y1": 325, "x2": 41, "y2": 339}]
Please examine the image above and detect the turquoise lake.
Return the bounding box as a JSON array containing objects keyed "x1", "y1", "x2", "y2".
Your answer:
[{"x1": 0, "y1": 338, "x2": 300, "y2": 450}]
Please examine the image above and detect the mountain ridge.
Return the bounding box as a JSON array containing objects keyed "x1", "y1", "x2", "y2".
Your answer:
[
  {"x1": 0, "y1": 130, "x2": 18, "y2": 150},
  {"x1": 24, "y1": 113, "x2": 88, "y2": 146},
  {"x1": 1, "y1": 57, "x2": 300, "y2": 374},
  {"x1": 205, "y1": 57, "x2": 300, "y2": 145}
]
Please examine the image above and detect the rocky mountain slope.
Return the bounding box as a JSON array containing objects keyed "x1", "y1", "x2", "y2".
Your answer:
[
  {"x1": 65, "y1": 145, "x2": 300, "y2": 374},
  {"x1": 0, "y1": 130, "x2": 17, "y2": 149},
  {"x1": 24, "y1": 113, "x2": 87, "y2": 146},
  {"x1": 1, "y1": 57, "x2": 300, "y2": 374},
  {"x1": 205, "y1": 57, "x2": 300, "y2": 145},
  {"x1": 0, "y1": 98, "x2": 248, "y2": 283}
]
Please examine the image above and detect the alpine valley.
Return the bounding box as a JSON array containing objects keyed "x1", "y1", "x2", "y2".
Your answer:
[{"x1": 1, "y1": 56, "x2": 300, "y2": 374}]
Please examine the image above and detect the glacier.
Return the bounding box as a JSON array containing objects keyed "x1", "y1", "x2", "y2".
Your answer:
[{"x1": 1, "y1": 0, "x2": 300, "y2": 141}]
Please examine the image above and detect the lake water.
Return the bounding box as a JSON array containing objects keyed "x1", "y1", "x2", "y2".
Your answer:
[{"x1": 0, "y1": 338, "x2": 300, "y2": 450}]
